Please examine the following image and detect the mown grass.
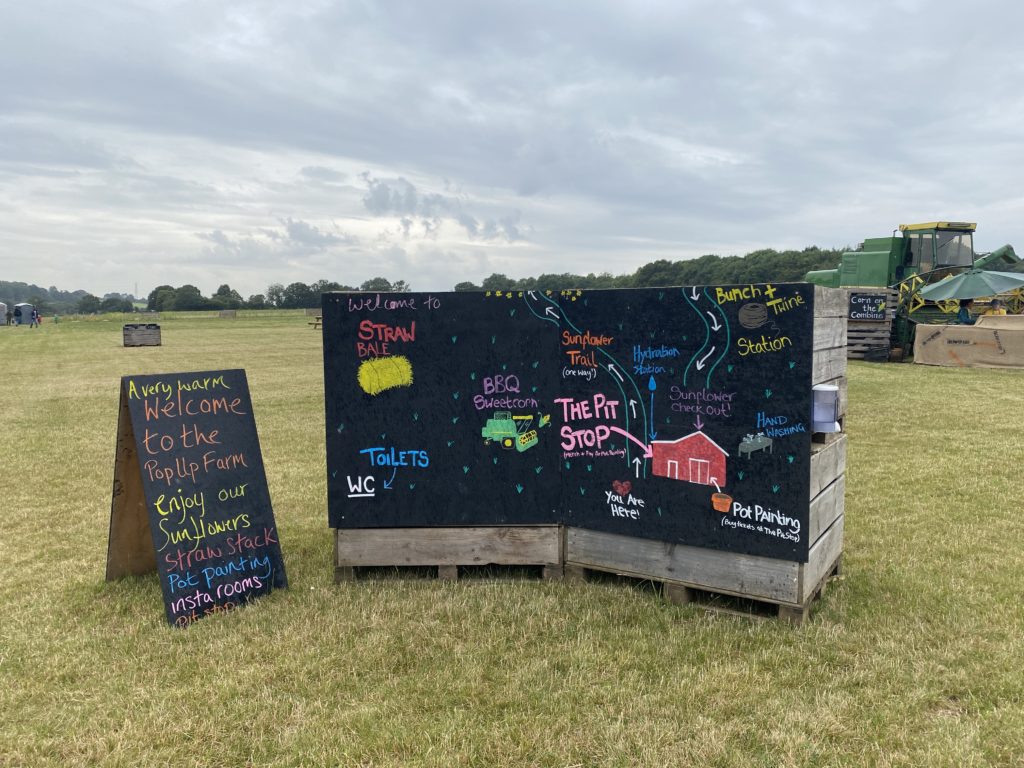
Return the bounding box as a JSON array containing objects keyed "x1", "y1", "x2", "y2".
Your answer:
[{"x1": 1, "y1": 314, "x2": 1022, "y2": 767}]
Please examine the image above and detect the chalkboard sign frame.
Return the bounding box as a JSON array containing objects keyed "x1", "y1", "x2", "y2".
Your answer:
[
  {"x1": 106, "y1": 369, "x2": 287, "y2": 627},
  {"x1": 324, "y1": 284, "x2": 817, "y2": 563}
]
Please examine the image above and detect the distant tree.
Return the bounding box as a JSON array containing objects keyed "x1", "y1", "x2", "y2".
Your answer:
[
  {"x1": 246, "y1": 294, "x2": 268, "y2": 309},
  {"x1": 147, "y1": 285, "x2": 176, "y2": 311},
  {"x1": 280, "y1": 282, "x2": 317, "y2": 308},
  {"x1": 212, "y1": 284, "x2": 244, "y2": 310},
  {"x1": 453, "y1": 281, "x2": 481, "y2": 291},
  {"x1": 99, "y1": 296, "x2": 134, "y2": 313},
  {"x1": 173, "y1": 285, "x2": 216, "y2": 311},
  {"x1": 77, "y1": 294, "x2": 102, "y2": 314},
  {"x1": 480, "y1": 273, "x2": 516, "y2": 292},
  {"x1": 311, "y1": 279, "x2": 355, "y2": 297},
  {"x1": 632, "y1": 260, "x2": 681, "y2": 288},
  {"x1": 266, "y1": 283, "x2": 285, "y2": 308},
  {"x1": 359, "y1": 277, "x2": 395, "y2": 292}
]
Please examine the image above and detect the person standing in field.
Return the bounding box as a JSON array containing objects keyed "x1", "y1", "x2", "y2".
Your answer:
[
  {"x1": 4, "y1": 309, "x2": 11, "y2": 326},
  {"x1": 30, "y1": 308, "x2": 39, "y2": 328}
]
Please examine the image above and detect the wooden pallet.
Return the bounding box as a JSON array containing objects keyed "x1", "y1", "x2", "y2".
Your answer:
[
  {"x1": 122, "y1": 323, "x2": 161, "y2": 347},
  {"x1": 334, "y1": 525, "x2": 563, "y2": 582},
  {"x1": 565, "y1": 556, "x2": 842, "y2": 625},
  {"x1": 846, "y1": 288, "x2": 896, "y2": 359},
  {"x1": 564, "y1": 514, "x2": 844, "y2": 626}
]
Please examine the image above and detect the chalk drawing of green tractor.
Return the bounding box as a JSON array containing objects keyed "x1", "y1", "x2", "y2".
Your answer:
[{"x1": 481, "y1": 411, "x2": 547, "y2": 452}]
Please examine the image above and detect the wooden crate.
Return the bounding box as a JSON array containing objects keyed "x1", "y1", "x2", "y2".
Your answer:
[
  {"x1": 334, "y1": 525, "x2": 563, "y2": 582},
  {"x1": 333, "y1": 286, "x2": 847, "y2": 623},
  {"x1": 564, "y1": 286, "x2": 847, "y2": 624},
  {"x1": 122, "y1": 323, "x2": 161, "y2": 347}
]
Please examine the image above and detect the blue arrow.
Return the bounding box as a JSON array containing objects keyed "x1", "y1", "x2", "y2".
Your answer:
[{"x1": 648, "y1": 375, "x2": 658, "y2": 440}]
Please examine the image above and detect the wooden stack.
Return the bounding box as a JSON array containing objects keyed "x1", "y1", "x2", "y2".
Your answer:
[
  {"x1": 333, "y1": 286, "x2": 848, "y2": 623},
  {"x1": 846, "y1": 288, "x2": 896, "y2": 359},
  {"x1": 563, "y1": 286, "x2": 847, "y2": 624},
  {"x1": 122, "y1": 323, "x2": 161, "y2": 347}
]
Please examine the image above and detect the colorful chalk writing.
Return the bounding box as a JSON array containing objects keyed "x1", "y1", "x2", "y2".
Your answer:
[
  {"x1": 116, "y1": 369, "x2": 286, "y2": 627},
  {"x1": 323, "y1": 284, "x2": 814, "y2": 560}
]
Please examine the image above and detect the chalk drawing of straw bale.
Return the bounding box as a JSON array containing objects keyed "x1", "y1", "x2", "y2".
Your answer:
[{"x1": 358, "y1": 355, "x2": 414, "y2": 396}]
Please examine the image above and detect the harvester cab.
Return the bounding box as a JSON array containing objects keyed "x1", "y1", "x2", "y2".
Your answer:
[{"x1": 805, "y1": 222, "x2": 993, "y2": 289}]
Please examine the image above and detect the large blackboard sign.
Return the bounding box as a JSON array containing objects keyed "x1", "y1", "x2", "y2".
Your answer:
[
  {"x1": 106, "y1": 369, "x2": 287, "y2": 627},
  {"x1": 848, "y1": 292, "x2": 888, "y2": 321},
  {"x1": 324, "y1": 285, "x2": 814, "y2": 561}
]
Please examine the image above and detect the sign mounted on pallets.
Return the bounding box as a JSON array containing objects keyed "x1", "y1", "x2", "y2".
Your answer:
[{"x1": 323, "y1": 284, "x2": 815, "y2": 561}]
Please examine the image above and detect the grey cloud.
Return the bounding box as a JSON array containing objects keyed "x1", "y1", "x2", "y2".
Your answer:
[
  {"x1": 281, "y1": 217, "x2": 355, "y2": 248},
  {"x1": 361, "y1": 173, "x2": 524, "y2": 242}
]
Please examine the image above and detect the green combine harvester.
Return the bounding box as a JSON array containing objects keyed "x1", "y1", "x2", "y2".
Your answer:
[
  {"x1": 805, "y1": 221, "x2": 1020, "y2": 350},
  {"x1": 481, "y1": 411, "x2": 539, "y2": 452}
]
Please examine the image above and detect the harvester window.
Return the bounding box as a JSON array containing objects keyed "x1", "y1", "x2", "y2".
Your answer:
[
  {"x1": 905, "y1": 233, "x2": 934, "y2": 273},
  {"x1": 935, "y1": 231, "x2": 973, "y2": 268}
]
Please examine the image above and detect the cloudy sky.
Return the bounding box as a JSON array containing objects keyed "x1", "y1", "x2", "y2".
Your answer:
[{"x1": 2, "y1": 0, "x2": 1023, "y2": 299}]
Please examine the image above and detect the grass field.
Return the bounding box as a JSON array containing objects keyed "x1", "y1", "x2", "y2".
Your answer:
[{"x1": 1, "y1": 313, "x2": 1023, "y2": 767}]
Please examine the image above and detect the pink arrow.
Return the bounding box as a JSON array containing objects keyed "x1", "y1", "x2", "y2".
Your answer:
[{"x1": 609, "y1": 426, "x2": 654, "y2": 458}]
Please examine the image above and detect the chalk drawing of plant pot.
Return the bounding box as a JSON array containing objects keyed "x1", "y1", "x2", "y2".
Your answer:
[{"x1": 711, "y1": 493, "x2": 732, "y2": 513}]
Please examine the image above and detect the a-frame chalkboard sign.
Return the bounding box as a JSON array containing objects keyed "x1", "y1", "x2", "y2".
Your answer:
[{"x1": 106, "y1": 369, "x2": 287, "y2": 627}]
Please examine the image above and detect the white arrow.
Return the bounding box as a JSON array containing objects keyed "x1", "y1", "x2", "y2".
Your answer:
[
  {"x1": 706, "y1": 311, "x2": 721, "y2": 330},
  {"x1": 545, "y1": 306, "x2": 558, "y2": 318},
  {"x1": 690, "y1": 287, "x2": 700, "y2": 300},
  {"x1": 629, "y1": 399, "x2": 637, "y2": 418},
  {"x1": 695, "y1": 346, "x2": 716, "y2": 371},
  {"x1": 632, "y1": 457, "x2": 643, "y2": 478},
  {"x1": 528, "y1": 290, "x2": 538, "y2": 300},
  {"x1": 712, "y1": 479, "x2": 721, "y2": 493},
  {"x1": 607, "y1": 363, "x2": 624, "y2": 382}
]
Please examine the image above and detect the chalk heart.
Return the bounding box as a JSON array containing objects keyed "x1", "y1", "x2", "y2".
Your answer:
[{"x1": 612, "y1": 480, "x2": 632, "y2": 496}]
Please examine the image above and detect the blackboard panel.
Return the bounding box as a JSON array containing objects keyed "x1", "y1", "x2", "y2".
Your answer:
[
  {"x1": 848, "y1": 292, "x2": 888, "y2": 321},
  {"x1": 119, "y1": 369, "x2": 287, "y2": 627},
  {"x1": 558, "y1": 285, "x2": 813, "y2": 561},
  {"x1": 323, "y1": 291, "x2": 561, "y2": 528},
  {"x1": 324, "y1": 285, "x2": 815, "y2": 561}
]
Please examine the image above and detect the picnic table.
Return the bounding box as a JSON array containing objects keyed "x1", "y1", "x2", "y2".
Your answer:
[
  {"x1": 309, "y1": 315, "x2": 322, "y2": 330},
  {"x1": 738, "y1": 434, "x2": 773, "y2": 458}
]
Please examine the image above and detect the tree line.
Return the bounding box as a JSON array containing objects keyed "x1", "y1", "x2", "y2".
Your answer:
[
  {"x1": 3, "y1": 246, "x2": 845, "y2": 314},
  {"x1": 144, "y1": 277, "x2": 410, "y2": 312},
  {"x1": 453, "y1": 246, "x2": 844, "y2": 292}
]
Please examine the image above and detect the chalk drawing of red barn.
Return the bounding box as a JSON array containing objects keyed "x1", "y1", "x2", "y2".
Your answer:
[{"x1": 651, "y1": 431, "x2": 729, "y2": 486}]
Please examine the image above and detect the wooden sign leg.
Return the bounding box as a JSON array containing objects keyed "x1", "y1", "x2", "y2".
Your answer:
[{"x1": 105, "y1": 385, "x2": 157, "y2": 580}]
